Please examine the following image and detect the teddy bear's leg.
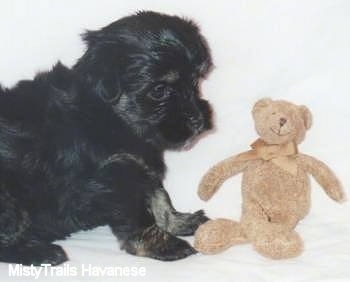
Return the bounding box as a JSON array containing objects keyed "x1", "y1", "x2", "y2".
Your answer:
[
  {"x1": 253, "y1": 230, "x2": 303, "y2": 259},
  {"x1": 241, "y1": 201, "x2": 303, "y2": 259},
  {"x1": 194, "y1": 218, "x2": 248, "y2": 254}
]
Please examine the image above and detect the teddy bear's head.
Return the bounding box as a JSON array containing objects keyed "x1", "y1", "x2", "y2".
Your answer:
[{"x1": 252, "y1": 98, "x2": 312, "y2": 145}]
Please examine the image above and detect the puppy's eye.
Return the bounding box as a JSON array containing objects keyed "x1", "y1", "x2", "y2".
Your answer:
[{"x1": 148, "y1": 84, "x2": 174, "y2": 101}]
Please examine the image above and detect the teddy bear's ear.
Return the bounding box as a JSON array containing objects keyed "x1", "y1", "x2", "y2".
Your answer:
[
  {"x1": 252, "y1": 98, "x2": 272, "y2": 114},
  {"x1": 299, "y1": 105, "x2": 313, "y2": 130}
]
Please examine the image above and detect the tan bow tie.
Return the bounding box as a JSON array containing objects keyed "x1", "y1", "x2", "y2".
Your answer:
[{"x1": 235, "y1": 139, "x2": 298, "y2": 175}]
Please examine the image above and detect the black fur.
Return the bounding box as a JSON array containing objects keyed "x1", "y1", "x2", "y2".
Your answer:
[{"x1": 0, "y1": 11, "x2": 212, "y2": 265}]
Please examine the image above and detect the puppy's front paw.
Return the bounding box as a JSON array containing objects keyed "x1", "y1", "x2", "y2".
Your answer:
[
  {"x1": 148, "y1": 235, "x2": 197, "y2": 261},
  {"x1": 122, "y1": 225, "x2": 196, "y2": 261},
  {"x1": 167, "y1": 209, "x2": 210, "y2": 236}
]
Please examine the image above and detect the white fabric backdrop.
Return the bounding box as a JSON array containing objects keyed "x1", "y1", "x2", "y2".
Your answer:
[{"x1": 0, "y1": 1, "x2": 349, "y2": 281}]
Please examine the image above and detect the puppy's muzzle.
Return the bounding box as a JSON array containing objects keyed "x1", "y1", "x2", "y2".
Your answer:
[
  {"x1": 188, "y1": 115, "x2": 205, "y2": 134},
  {"x1": 185, "y1": 98, "x2": 213, "y2": 136}
]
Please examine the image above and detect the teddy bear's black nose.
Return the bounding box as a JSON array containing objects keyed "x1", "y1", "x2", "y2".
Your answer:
[{"x1": 279, "y1": 117, "x2": 287, "y2": 127}]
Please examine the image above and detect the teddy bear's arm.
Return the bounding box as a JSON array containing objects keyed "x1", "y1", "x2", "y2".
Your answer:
[
  {"x1": 198, "y1": 156, "x2": 249, "y2": 201},
  {"x1": 297, "y1": 154, "x2": 346, "y2": 202}
]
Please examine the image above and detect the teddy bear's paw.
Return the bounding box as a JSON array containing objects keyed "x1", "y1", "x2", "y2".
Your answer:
[
  {"x1": 329, "y1": 187, "x2": 347, "y2": 203},
  {"x1": 194, "y1": 218, "x2": 247, "y2": 254},
  {"x1": 253, "y1": 231, "x2": 303, "y2": 259},
  {"x1": 198, "y1": 181, "x2": 217, "y2": 201}
]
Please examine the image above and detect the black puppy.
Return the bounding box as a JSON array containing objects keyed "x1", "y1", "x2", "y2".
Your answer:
[{"x1": 0, "y1": 11, "x2": 213, "y2": 265}]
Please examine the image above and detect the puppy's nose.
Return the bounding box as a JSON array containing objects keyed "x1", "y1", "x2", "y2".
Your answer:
[
  {"x1": 279, "y1": 117, "x2": 287, "y2": 127},
  {"x1": 189, "y1": 116, "x2": 204, "y2": 133}
]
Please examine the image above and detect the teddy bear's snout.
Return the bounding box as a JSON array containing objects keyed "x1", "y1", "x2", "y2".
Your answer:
[{"x1": 279, "y1": 117, "x2": 287, "y2": 127}]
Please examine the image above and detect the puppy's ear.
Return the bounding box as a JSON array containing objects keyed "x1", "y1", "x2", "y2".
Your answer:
[
  {"x1": 299, "y1": 105, "x2": 313, "y2": 130},
  {"x1": 94, "y1": 76, "x2": 123, "y2": 104},
  {"x1": 84, "y1": 63, "x2": 124, "y2": 105},
  {"x1": 75, "y1": 30, "x2": 124, "y2": 104}
]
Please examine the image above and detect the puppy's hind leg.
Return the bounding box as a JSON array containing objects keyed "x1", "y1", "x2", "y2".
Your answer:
[
  {"x1": 0, "y1": 190, "x2": 30, "y2": 248},
  {"x1": 0, "y1": 243, "x2": 68, "y2": 266},
  {"x1": 0, "y1": 190, "x2": 67, "y2": 266},
  {"x1": 150, "y1": 188, "x2": 209, "y2": 236}
]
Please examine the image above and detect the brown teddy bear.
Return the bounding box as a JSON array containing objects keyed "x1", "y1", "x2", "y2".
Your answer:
[{"x1": 194, "y1": 98, "x2": 346, "y2": 259}]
